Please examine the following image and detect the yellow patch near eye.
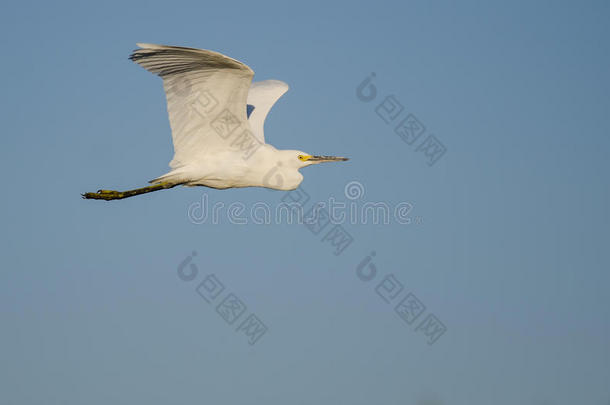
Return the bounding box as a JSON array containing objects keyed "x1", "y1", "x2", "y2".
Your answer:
[{"x1": 298, "y1": 155, "x2": 311, "y2": 161}]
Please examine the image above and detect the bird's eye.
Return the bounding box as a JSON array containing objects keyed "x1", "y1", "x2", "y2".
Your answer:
[{"x1": 298, "y1": 155, "x2": 306, "y2": 161}]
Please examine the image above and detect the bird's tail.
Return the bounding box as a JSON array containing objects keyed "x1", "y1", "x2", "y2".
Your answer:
[{"x1": 149, "y1": 168, "x2": 190, "y2": 185}]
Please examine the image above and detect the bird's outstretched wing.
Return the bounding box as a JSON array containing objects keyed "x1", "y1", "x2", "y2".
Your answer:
[
  {"x1": 130, "y1": 43, "x2": 255, "y2": 169},
  {"x1": 246, "y1": 80, "x2": 289, "y2": 143}
]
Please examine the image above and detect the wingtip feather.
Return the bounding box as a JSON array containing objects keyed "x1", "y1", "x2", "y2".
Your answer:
[{"x1": 135, "y1": 42, "x2": 161, "y2": 49}]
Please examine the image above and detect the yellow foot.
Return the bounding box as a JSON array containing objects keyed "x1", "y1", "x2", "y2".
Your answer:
[
  {"x1": 82, "y1": 182, "x2": 176, "y2": 201},
  {"x1": 82, "y1": 189, "x2": 125, "y2": 200}
]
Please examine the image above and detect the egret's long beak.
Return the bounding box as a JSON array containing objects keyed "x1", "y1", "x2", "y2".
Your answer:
[{"x1": 305, "y1": 155, "x2": 349, "y2": 163}]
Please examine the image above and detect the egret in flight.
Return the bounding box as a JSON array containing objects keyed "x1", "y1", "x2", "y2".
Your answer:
[{"x1": 83, "y1": 43, "x2": 348, "y2": 201}]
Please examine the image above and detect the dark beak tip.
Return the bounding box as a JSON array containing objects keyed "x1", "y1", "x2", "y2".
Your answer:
[{"x1": 311, "y1": 155, "x2": 348, "y2": 162}]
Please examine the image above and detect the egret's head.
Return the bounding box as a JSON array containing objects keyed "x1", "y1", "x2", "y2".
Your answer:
[{"x1": 293, "y1": 151, "x2": 349, "y2": 168}]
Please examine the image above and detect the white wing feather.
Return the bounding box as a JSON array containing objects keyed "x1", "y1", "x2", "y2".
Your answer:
[
  {"x1": 246, "y1": 80, "x2": 289, "y2": 143},
  {"x1": 130, "y1": 43, "x2": 254, "y2": 169}
]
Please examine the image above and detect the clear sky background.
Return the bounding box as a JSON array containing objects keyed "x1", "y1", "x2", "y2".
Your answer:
[{"x1": 1, "y1": 1, "x2": 608, "y2": 404}]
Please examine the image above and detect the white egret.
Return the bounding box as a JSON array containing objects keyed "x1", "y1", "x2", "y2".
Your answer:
[{"x1": 83, "y1": 43, "x2": 348, "y2": 201}]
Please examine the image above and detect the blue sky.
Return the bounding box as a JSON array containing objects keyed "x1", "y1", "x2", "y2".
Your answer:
[{"x1": 1, "y1": 1, "x2": 609, "y2": 404}]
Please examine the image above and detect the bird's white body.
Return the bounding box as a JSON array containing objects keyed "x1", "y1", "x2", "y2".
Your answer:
[
  {"x1": 127, "y1": 43, "x2": 347, "y2": 192},
  {"x1": 83, "y1": 44, "x2": 347, "y2": 200},
  {"x1": 164, "y1": 145, "x2": 305, "y2": 190}
]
